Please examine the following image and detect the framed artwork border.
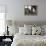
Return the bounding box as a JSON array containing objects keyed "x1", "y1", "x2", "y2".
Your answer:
[{"x1": 24, "y1": 5, "x2": 38, "y2": 16}]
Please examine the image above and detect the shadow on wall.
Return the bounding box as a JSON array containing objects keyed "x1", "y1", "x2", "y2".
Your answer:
[{"x1": 5, "y1": 20, "x2": 46, "y2": 27}]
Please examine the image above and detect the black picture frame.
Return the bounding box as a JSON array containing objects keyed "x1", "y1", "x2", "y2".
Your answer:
[{"x1": 24, "y1": 5, "x2": 37, "y2": 15}]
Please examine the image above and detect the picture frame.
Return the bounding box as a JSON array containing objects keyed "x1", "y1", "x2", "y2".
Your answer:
[{"x1": 24, "y1": 5, "x2": 37, "y2": 15}]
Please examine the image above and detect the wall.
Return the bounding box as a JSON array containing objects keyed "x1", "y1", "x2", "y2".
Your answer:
[
  {"x1": 13, "y1": 0, "x2": 46, "y2": 22},
  {"x1": 0, "y1": 0, "x2": 46, "y2": 22}
]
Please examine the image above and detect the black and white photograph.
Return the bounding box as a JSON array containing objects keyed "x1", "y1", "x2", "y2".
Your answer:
[{"x1": 24, "y1": 5, "x2": 37, "y2": 15}]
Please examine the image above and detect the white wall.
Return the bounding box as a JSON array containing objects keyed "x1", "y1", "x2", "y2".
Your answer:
[{"x1": 0, "y1": 0, "x2": 46, "y2": 22}]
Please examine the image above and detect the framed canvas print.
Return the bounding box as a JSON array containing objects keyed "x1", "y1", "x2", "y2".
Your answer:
[{"x1": 24, "y1": 5, "x2": 37, "y2": 16}]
